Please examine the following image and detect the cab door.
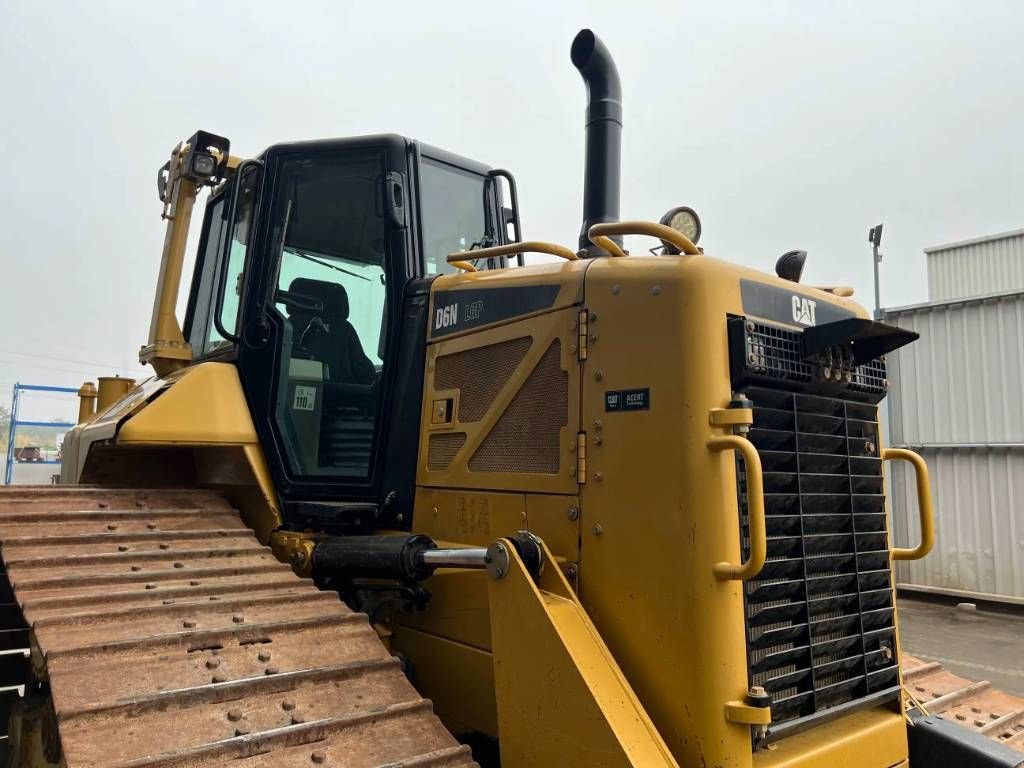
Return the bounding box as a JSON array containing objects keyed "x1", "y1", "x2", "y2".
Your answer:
[{"x1": 236, "y1": 138, "x2": 415, "y2": 530}]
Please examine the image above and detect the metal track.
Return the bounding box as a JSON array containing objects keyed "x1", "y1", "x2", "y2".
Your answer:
[
  {"x1": 904, "y1": 654, "x2": 1024, "y2": 753},
  {"x1": 0, "y1": 486, "x2": 477, "y2": 768}
]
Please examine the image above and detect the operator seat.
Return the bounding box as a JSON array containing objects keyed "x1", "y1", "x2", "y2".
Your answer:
[{"x1": 287, "y1": 277, "x2": 376, "y2": 385}]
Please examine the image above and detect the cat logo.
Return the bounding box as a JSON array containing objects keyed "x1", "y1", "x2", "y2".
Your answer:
[
  {"x1": 464, "y1": 300, "x2": 483, "y2": 322},
  {"x1": 791, "y1": 295, "x2": 817, "y2": 326}
]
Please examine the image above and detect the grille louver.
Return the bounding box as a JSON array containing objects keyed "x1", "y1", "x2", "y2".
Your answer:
[
  {"x1": 728, "y1": 315, "x2": 900, "y2": 740},
  {"x1": 740, "y1": 387, "x2": 899, "y2": 734}
]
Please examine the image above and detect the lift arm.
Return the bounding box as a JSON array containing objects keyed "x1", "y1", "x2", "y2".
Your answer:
[{"x1": 486, "y1": 537, "x2": 679, "y2": 768}]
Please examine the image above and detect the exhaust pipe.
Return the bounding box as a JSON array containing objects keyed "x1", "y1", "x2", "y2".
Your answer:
[{"x1": 571, "y1": 29, "x2": 622, "y2": 256}]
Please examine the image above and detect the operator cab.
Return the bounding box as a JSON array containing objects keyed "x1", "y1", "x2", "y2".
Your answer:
[{"x1": 183, "y1": 134, "x2": 519, "y2": 528}]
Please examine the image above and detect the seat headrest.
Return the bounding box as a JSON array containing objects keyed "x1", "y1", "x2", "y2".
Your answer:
[{"x1": 288, "y1": 277, "x2": 349, "y2": 322}]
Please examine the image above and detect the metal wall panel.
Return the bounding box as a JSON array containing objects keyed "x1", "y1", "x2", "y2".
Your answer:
[
  {"x1": 885, "y1": 292, "x2": 1024, "y2": 445},
  {"x1": 926, "y1": 229, "x2": 1024, "y2": 301},
  {"x1": 889, "y1": 448, "x2": 1024, "y2": 601},
  {"x1": 885, "y1": 291, "x2": 1024, "y2": 602}
]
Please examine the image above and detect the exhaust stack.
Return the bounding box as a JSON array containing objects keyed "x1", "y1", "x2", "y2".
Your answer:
[{"x1": 571, "y1": 29, "x2": 623, "y2": 256}]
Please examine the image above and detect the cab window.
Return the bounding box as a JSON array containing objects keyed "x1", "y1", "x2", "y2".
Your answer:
[
  {"x1": 269, "y1": 151, "x2": 389, "y2": 478},
  {"x1": 419, "y1": 157, "x2": 491, "y2": 275}
]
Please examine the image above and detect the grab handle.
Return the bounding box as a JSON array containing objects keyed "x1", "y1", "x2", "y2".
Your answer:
[
  {"x1": 588, "y1": 220, "x2": 701, "y2": 256},
  {"x1": 708, "y1": 435, "x2": 766, "y2": 581},
  {"x1": 883, "y1": 448, "x2": 935, "y2": 561}
]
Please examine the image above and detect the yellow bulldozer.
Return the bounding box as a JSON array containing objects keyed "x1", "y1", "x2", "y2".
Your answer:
[{"x1": 1, "y1": 28, "x2": 1020, "y2": 768}]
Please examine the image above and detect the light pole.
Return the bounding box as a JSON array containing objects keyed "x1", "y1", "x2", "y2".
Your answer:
[{"x1": 869, "y1": 223, "x2": 883, "y2": 318}]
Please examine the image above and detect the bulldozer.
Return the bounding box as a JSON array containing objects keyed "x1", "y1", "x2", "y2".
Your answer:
[{"x1": 0, "y1": 27, "x2": 1020, "y2": 768}]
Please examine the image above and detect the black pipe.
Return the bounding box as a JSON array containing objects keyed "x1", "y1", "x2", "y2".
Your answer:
[{"x1": 571, "y1": 29, "x2": 623, "y2": 256}]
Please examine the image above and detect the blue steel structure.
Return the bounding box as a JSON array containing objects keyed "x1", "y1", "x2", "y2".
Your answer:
[{"x1": 4, "y1": 383, "x2": 77, "y2": 485}]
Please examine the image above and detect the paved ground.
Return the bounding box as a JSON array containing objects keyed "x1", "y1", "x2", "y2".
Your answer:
[
  {"x1": 899, "y1": 596, "x2": 1024, "y2": 696},
  {"x1": 1, "y1": 455, "x2": 60, "y2": 486}
]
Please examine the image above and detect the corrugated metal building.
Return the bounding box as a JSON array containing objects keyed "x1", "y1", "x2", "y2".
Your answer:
[
  {"x1": 926, "y1": 228, "x2": 1024, "y2": 301},
  {"x1": 885, "y1": 229, "x2": 1024, "y2": 604}
]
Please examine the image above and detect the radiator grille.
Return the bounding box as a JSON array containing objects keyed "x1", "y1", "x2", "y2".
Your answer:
[
  {"x1": 728, "y1": 315, "x2": 900, "y2": 738},
  {"x1": 435, "y1": 337, "x2": 532, "y2": 422},
  {"x1": 470, "y1": 339, "x2": 567, "y2": 474},
  {"x1": 739, "y1": 386, "x2": 899, "y2": 733}
]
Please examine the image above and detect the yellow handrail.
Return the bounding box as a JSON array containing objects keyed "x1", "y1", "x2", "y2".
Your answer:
[
  {"x1": 446, "y1": 241, "x2": 578, "y2": 269},
  {"x1": 449, "y1": 260, "x2": 478, "y2": 272},
  {"x1": 588, "y1": 221, "x2": 700, "y2": 256},
  {"x1": 883, "y1": 448, "x2": 935, "y2": 561},
  {"x1": 708, "y1": 435, "x2": 766, "y2": 580}
]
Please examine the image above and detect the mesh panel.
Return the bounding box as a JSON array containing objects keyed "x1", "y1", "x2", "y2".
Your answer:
[
  {"x1": 469, "y1": 339, "x2": 567, "y2": 474},
  {"x1": 435, "y1": 337, "x2": 532, "y2": 422},
  {"x1": 427, "y1": 432, "x2": 466, "y2": 471}
]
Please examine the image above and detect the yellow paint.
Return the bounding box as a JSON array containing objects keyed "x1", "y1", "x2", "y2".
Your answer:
[
  {"x1": 389, "y1": 625, "x2": 498, "y2": 738},
  {"x1": 116, "y1": 362, "x2": 281, "y2": 539},
  {"x1": 448, "y1": 240, "x2": 578, "y2": 264},
  {"x1": 753, "y1": 707, "x2": 907, "y2": 767},
  {"x1": 402, "y1": 234, "x2": 911, "y2": 766},
  {"x1": 488, "y1": 538, "x2": 678, "y2": 767},
  {"x1": 589, "y1": 220, "x2": 700, "y2": 255},
  {"x1": 884, "y1": 448, "x2": 935, "y2": 561},
  {"x1": 708, "y1": 434, "x2": 766, "y2": 581},
  {"x1": 119, "y1": 363, "x2": 259, "y2": 445}
]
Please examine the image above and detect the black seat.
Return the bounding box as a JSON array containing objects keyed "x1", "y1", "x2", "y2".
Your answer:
[{"x1": 287, "y1": 277, "x2": 376, "y2": 385}]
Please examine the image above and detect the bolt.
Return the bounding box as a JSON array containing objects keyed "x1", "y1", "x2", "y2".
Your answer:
[
  {"x1": 570, "y1": 343, "x2": 577, "y2": 354},
  {"x1": 145, "y1": 583, "x2": 157, "y2": 590},
  {"x1": 206, "y1": 658, "x2": 221, "y2": 669},
  {"x1": 173, "y1": 562, "x2": 185, "y2": 569},
  {"x1": 291, "y1": 714, "x2": 306, "y2": 724},
  {"x1": 258, "y1": 650, "x2": 272, "y2": 662},
  {"x1": 567, "y1": 564, "x2": 578, "y2": 582},
  {"x1": 567, "y1": 506, "x2": 579, "y2": 522},
  {"x1": 745, "y1": 321, "x2": 756, "y2": 332},
  {"x1": 97, "y1": 502, "x2": 109, "y2": 509},
  {"x1": 594, "y1": 369, "x2": 604, "y2": 381},
  {"x1": 282, "y1": 700, "x2": 296, "y2": 711},
  {"x1": 212, "y1": 673, "x2": 227, "y2": 683},
  {"x1": 232, "y1": 614, "x2": 245, "y2": 624},
  {"x1": 234, "y1": 727, "x2": 250, "y2": 736},
  {"x1": 568, "y1": 440, "x2": 576, "y2": 452},
  {"x1": 107, "y1": 524, "x2": 118, "y2": 531},
  {"x1": 570, "y1": 319, "x2": 578, "y2": 330},
  {"x1": 311, "y1": 751, "x2": 327, "y2": 764},
  {"x1": 589, "y1": 333, "x2": 598, "y2": 343},
  {"x1": 593, "y1": 419, "x2": 603, "y2": 430},
  {"x1": 159, "y1": 543, "x2": 170, "y2": 550},
  {"x1": 130, "y1": 565, "x2": 142, "y2": 572},
  {"x1": 651, "y1": 285, "x2": 662, "y2": 296},
  {"x1": 183, "y1": 620, "x2": 197, "y2": 629},
  {"x1": 593, "y1": 471, "x2": 603, "y2": 482},
  {"x1": 266, "y1": 665, "x2": 279, "y2": 675},
  {"x1": 395, "y1": 513, "x2": 404, "y2": 522},
  {"x1": 589, "y1": 312, "x2": 598, "y2": 322},
  {"x1": 865, "y1": 440, "x2": 876, "y2": 454},
  {"x1": 190, "y1": 580, "x2": 201, "y2": 586},
  {"x1": 163, "y1": 599, "x2": 175, "y2": 605},
  {"x1": 594, "y1": 435, "x2": 603, "y2": 446},
  {"x1": 118, "y1": 545, "x2": 129, "y2": 552},
  {"x1": 136, "y1": 500, "x2": 148, "y2": 508},
  {"x1": 147, "y1": 523, "x2": 157, "y2": 530},
  {"x1": 611, "y1": 285, "x2": 621, "y2": 295},
  {"x1": 569, "y1": 466, "x2": 577, "y2": 477},
  {"x1": 593, "y1": 523, "x2": 603, "y2": 535},
  {"x1": 227, "y1": 709, "x2": 243, "y2": 722}
]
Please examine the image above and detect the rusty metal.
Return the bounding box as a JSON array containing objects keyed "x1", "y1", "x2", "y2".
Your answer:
[
  {"x1": 0, "y1": 486, "x2": 477, "y2": 768},
  {"x1": 903, "y1": 654, "x2": 1024, "y2": 753}
]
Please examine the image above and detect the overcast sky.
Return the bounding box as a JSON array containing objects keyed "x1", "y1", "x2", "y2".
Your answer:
[{"x1": 1, "y1": 1, "x2": 1022, "y2": 420}]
